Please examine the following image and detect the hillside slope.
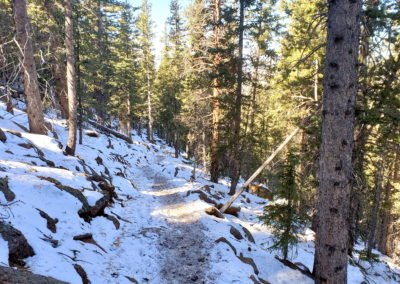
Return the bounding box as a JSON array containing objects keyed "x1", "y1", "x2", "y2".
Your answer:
[{"x1": 0, "y1": 103, "x2": 399, "y2": 284}]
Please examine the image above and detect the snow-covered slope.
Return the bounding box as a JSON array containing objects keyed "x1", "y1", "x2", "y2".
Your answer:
[{"x1": 0, "y1": 103, "x2": 399, "y2": 284}]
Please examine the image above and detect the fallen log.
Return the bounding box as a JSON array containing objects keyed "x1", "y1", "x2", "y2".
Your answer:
[{"x1": 87, "y1": 120, "x2": 132, "y2": 144}]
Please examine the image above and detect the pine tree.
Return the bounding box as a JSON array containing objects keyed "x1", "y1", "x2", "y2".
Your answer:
[
  {"x1": 260, "y1": 152, "x2": 305, "y2": 260},
  {"x1": 154, "y1": 0, "x2": 185, "y2": 156},
  {"x1": 228, "y1": 0, "x2": 245, "y2": 195},
  {"x1": 137, "y1": 0, "x2": 155, "y2": 143},
  {"x1": 108, "y1": 2, "x2": 138, "y2": 139}
]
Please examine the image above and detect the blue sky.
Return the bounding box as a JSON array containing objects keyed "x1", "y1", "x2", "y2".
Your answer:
[{"x1": 129, "y1": 0, "x2": 190, "y2": 62}]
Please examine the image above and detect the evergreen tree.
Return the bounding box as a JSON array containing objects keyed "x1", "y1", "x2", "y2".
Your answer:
[
  {"x1": 137, "y1": 0, "x2": 155, "y2": 143},
  {"x1": 108, "y1": 2, "x2": 138, "y2": 138},
  {"x1": 154, "y1": 0, "x2": 185, "y2": 157},
  {"x1": 260, "y1": 152, "x2": 305, "y2": 260}
]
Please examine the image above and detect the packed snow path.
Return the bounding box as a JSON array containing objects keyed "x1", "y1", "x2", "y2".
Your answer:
[{"x1": 143, "y1": 155, "x2": 210, "y2": 283}]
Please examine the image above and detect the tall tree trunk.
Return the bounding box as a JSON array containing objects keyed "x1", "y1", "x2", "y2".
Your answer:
[
  {"x1": 366, "y1": 159, "x2": 384, "y2": 257},
  {"x1": 229, "y1": 0, "x2": 245, "y2": 195},
  {"x1": 126, "y1": 93, "x2": 132, "y2": 139},
  {"x1": 378, "y1": 151, "x2": 399, "y2": 256},
  {"x1": 348, "y1": 123, "x2": 370, "y2": 255},
  {"x1": 146, "y1": 69, "x2": 153, "y2": 143},
  {"x1": 76, "y1": 6, "x2": 83, "y2": 145},
  {"x1": 210, "y1": 0, "x2": 221, "y2": 183},
  {"x1": 202, "y1": 130, "x2": 207, "y2": 171},
  {"x1": 313, "y1": 1, "x2": 362, "y2": 283},
  {"x1": 12, "y1": 0, "x2": 46, "y2": 135},
  {"x1": 64, "y1": 0, "x2": 77, "y2": 156},
  {"x1": 43, "y1": 0, "x2": 69, "y2": 119},
  {"x1": 314, "y1": 59, "x2": 318, "y2": 101}
]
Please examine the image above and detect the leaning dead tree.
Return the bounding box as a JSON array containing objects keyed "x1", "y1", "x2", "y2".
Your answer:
[
  {"x1": 220, "y1": 113, "x2": 315, "y2": 213},
  {"x1": 87, "y1": 120, "x2": 133, "y2": 144}
]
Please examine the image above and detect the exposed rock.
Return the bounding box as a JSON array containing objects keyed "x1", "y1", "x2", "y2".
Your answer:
[
  {"x1": 87, "y1": 174, "x2": 106, "y2": 183},
  {"x1": 18, "y1": 143, "x2": 34, "y2": 150},
  {"x1": 216, "y1": 204, "x2": 241, "y2": 216},
  {"x1": 37, "y1": 209, "x2": 58, "y2": 233},
  {"x1": 73, "y1": 233, "x2": 93, "y2": 241},
  {"x1": 105, "y1": 214, "x2": 120, "y2": 230},
  {"x1": 36, "y1": 176, "x2": 114, "y2": 221},
  {"x1": 0, "y1": 266, "x2": 67, "y2": 284},
  {"x1": 250, "y1": 274, "x2": 271, "y2": 284},
  {"x1": 0, "y1": 128, "x2": 7, "y2": 142},
  {"x1": 215, "y1": 237, "x2": 237, "y2": 255},
  {"x1": 275, "y1": 256, "x2": 313, "y2": 279},
  {"x1": 74, "y1": 264, "x2": 91, "y2": 284},
  {"x1": 17, "y1": 140, "x2": 56, "y2": 167},
  {"x1": 38, "y1": 176, "x2": 92, "y2": 220},
  {"x1": 229, "y1": 226, "x2": 244, "y2": 240},
  {"x1": 248, "y1": 183, "x2": 274, "y2": 200},
  {"x1": 5, "y1": 129, "x2": 22, "y2": 138},
  {"x1": 0, "y1": 176, "x2": 16, "y2": 202},
  {"x1": 239, "y1": 253, "x2": 259, "y2": 275},
  {"x1": 40, "y1": 234, "x2": 59, "y2": 248},
  {"x1": 95, "y1": 156, "x2": 103, "y2": 165},
  {"x1": 89, "y1": 195, "x2": 109, "y2": 217},
  {"x1": 73, "y1": 233, "x2": 107, "y2": 253},
  {"x1": 0, "y1": 222, "x2": 34, "y2": 266},
  {"x1": 125, "y1": 276, "x2": 139, "y2": 283},
  {"x1": 205, "y1": 207, "x2": 224, "y2": 219},
  {"x1": 239, "y1": 224, "x2": 255, "y2": 244},
  {"x1": 88, "y1": 181, "x2": 116, "y2": 218},
  {"x1": 188, "y1": 189, "x2": 218, "y2": 206},
  {"x1": 85, "y1": 130, "x2": 100, "y2": 138}
]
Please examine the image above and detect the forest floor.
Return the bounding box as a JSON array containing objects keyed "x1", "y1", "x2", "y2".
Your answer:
[{"x1": 0, "y1": 101, "x2": 399, "y2": 284}]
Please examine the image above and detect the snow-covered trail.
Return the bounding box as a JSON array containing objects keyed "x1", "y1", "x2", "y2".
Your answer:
[
  {"x1": 1, "y1": 102, "x2": 399, "y2": 284},
  {"x1": 143, "y1": 154, "x2": 211, "y2": 283}
]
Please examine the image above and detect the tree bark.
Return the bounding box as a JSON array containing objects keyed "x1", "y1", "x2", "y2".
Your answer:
[
  {"x1": 76, "y1": 7, "x2": 83, "y2": 145},
  {"x1": 313, "y1": 1, "x2": 362, "y2": 283},
  {"x1": 378, "y1": 151, "x2": 399, "y2": 256},
  {"x1": 229, "y1": 0, "x2": 245, "y2": 195},
  {"x1": 146, "y1": 64, "x2": 154, "y2": 143},
  {"x1": 366, "y1": 159, "x2": 384, "y2": 257},
  {"x1": 348, "y1": 123, "x2": 370, "y2": 255},
  {"x1": 210, "y1": 0, "x2": 221, "y2": 183},
  {"x1": 64, "y1": 0, "x2": 77, "y2": 156},
  {"x1": 12, "y1": 0, "x2": 46, "y2": 135},
  {"x1": 43, "y1": 0, "x2": 69, "y2": 119}
]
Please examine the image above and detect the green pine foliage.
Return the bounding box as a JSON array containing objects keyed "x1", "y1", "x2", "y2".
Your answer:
[{"x1": 260, "y1": 152, "x2": 306, "y2": 260}]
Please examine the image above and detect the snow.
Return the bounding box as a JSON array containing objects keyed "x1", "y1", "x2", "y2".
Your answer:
[{"x1": 0, "y1": 102, "x2": 399, "y2": 283}]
